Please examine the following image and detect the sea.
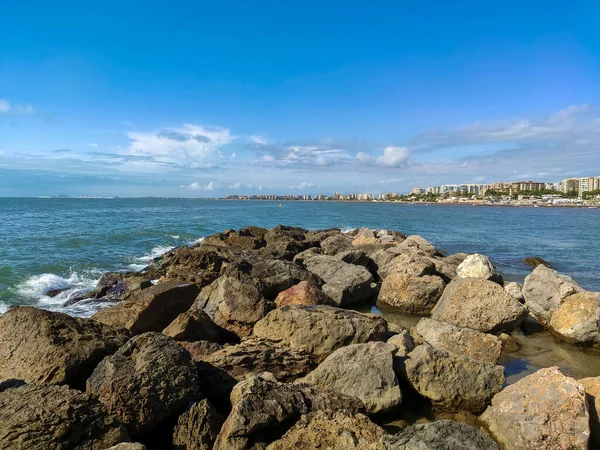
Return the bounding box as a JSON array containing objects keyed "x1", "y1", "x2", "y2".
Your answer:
[{"x1": 1, "y1": 197, "x2": 599, "y2": 318}]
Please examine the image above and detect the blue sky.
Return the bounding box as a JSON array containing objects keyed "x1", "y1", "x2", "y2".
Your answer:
[{"x1": 1, "y1": 1, "x2": 600, "y2": 197}]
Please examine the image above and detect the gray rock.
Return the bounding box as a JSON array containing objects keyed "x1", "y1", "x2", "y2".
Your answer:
[
  {"x1": 405, "y1": 344, "x2": 505, "y2": 413},
  {"x1": 0, "y1": 384, "x2": 129, "y2": 450},
  {"x1": 504, "y1": 281, "x2": 524, "y2": 301},
  {"x1": 481, "y1": 367, "x2": 590, "y2": 450},
  {"x1": 384, "y1": 420, "x2": 499, "y2": 450},
  {"x1": 173, "y1": 399, "x2": 224, "y2": 450},
  {"x1": 302, "y1": 255, "x2": 374, "y2": 306},
  {"x1": 387, "y1": 330, "x2": 415, "y2": 357},
  {"x1": 253, "y1": 305, "x2": 388, "y2": 361},
  {"x1": 86, "y1": 332, "x2": 198, "y2": 435},
  {"x1": 456, "y1": 253, "x2": 502, "y2": 283},
  {"x1": 377, "y1": 273, "x2": 445, "y2": 315},
  {"x1": 249, "y1": 258, "x2": 322, "y2": 299},
  {"x1": 522, "y1": 265, "x2": 582, "y2": 326},
  {"x1": 432, "y1": 253, "x2": 468, "y2": 281},
  {"x1": 379, "y1": 252, "x2": 437, "y2": 280},
  {"x1": 297, "y1": 342, "x2": 402, "y2": 415},
  {"x1": 412, "y1": 318, "x2": 503, "y2": 363},
  {"x1": 431, "y1": 277, "x2": 527, "y2": 333},
  {"x1": 320, "y1": 234, "x2": 353, "y2": 255}
]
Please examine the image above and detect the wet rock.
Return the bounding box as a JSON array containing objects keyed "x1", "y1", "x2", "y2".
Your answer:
[
  {"x1": 267, "y1": 410, "x2": 385, "y2": 450},
  {"x1": 378, "y1": 252, "x2": 437, "y2": 280},
  {"x1": 297, "y1": 342, "x2": 402, "y2": 415},
  {"x1": 480, "y1": 367, "x2": 590, "y2": 450},
  {"x1": 504, "y1": 281, "x2": 524, "y2": 301},
  {"x1": 0, "y1": 306, "x2": 129, "y2": 390},
  {"x1": 456, "y1": 253, "x2": 502, "y2": 284},
  {"x1": 45, "y1": 287, "x2": 68, "y2": 297},
  {"x1": 86, "y1": 332, "x2": 198, "y2": 435},
  {"x1": 522, "y1": 265, "x2": 582, "y2": 326},
  {"x1": 173, "y1": 399, "x2": 224, "y2": 450},
  {"x1": 384, "y1": 420, "x2": 499, "y2": 450},
  {"x1": 253, "y1": 305, "x2": 388, "y2": 361},
  {"x1": 92, "y1": 282, "x2": 200, "y2": 334},
  {"x1": 163, "y1": 309, "x2": 226, "y2": 342},
  {"x1": 377, "y1": 273, "x2": 445, "y2": 315},
  {"x1": 412, "y1": 318, "x2": 503, "y2": 363},
  {"x1": 213, "y1": 375, "x2": 365, "y2": 450},
  {"x1": 580, "y1": 376, "x2": 600, "y2": 447},
  {"x1": 274, "y1": 281, "x2": 335, "y2": 307},
  {"x1": 431, "y1": 277, "x2": 527, "y2": 333},
  {"x1": 195, "y1": 275, "x2": 273, "y2": 337},
  {"x1": 405, "y1": 344, "x2": 505, "y2": 413},
  {"x1": 0, "y1": 384, "x2": 129, "y2": 450},
  {"x1": 320, "y1": 234, "x2": 353, "y2": 255},
  {"x1": 522, "y1": 256, "x2": 551, "y2": 268},
  {"x1": 302, "y1": 255, "x2": 374, "y2": 306},
  {"x1": 549, "y1": 291, "x2": 600, "y2": 347},
  {"x1": 197, "y1": 336, "x2": 315, "y2": 382}
]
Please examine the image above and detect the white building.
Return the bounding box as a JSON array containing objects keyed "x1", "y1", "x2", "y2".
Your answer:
[{"x1": 579, "y1": 177, "x2": 596, "y2": 196}]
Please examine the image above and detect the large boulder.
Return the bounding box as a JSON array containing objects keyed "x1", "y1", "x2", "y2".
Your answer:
[
  {"x1": 383, "y1": 420, "x2": 499, "y2": 450},
  {"x1": 92, "y1": 282, "x2": 200, "y2": 334},
  {"x1": 377, "y1": 273, "x2": 445, "y2": 315},
  {"x1": 267, "y1": 410, "x2": 385, "y2": 450},
  {"x1": 195, "y1": 275, "x2": 273, "y2": 337},
  {"x1": 213, "y1": 375, "x2": 364, "y2": 450},
  {"x1": 549, "y1": 291, "x2": 600, "y2": 347},
  {"x1": 432, "y1": 253, "x2": 468, "y2": 281},
  {"x1": 263, "y1": 225, "x2": 315, "y2": 259},
  {"x1": 302, "y1": 255, "x2": 374, "y2": 306},
  {"x1": 480, "y1": 367, "x2": 590, "y2": 450},
  {"x1": 522, "y1": 265, "x2": 582, "y2": 326},
  {"x1": 412, "y1": 318, "x2": 503, "y2": 363},
  {"x1": 378, "y1": 252, "x2": 437, "y2": 280},
  {"x1": 405, "y1": 344, "x2": 505, "y2": 413},
  {"x1": 320, "y1": 234, "x2": 353, "y2": 255},
  {"x1": 274, "y1": 281, "x2": 335, "y2": 307},
  {"x1": 152, "y1": 246, "x2": 226, "y2": 283},
  {"x1": 0, "y1": 384, "x2": 129, "y2": 450},
  {"x1": 399, "y1": 235, "x2": 439, "y2": 256},
  {"x1": 253, "y1": 305, "x2": 388, "y2": 361},
  {"x1": 86, "y1": 332, "x2": 198, "y2": 435},
  {"x1": 297, "y1": 342, "x2": 402, "y2": 415},
  {"x1": 580, "y1": 376, "x2": 600, "y2": 447},
  {"x1": 352, "y1": 228, "x2": 380, "y2": 246},
  {"x1": 249, "y1": 258, "x2": 322, "y2": 299},
  {"x1": 456, "y1": 253, "x2": 502, "y2": 283},
  {"x1": 196, "y1": 336, "x2": 315, "y2": 382},
  {"x1": 173, "y1": 399, "x2": 224, "y2": 450},
  {"x1": 0, "y1": 306, "x2": 129, "y2": 390},
  {"x1": 431, "y1": 277, "x2": 527, "y2": 333},
  {"x1": 163, "y1": 309, "x2": 228, "y2": 342}
]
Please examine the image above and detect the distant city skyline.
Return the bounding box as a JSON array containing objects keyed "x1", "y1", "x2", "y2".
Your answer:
[{"x1": 2, "y1": 2, "x2": 600, "y2": 197}]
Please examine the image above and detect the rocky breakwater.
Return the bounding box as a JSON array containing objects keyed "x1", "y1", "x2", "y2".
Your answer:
[{"x1": 0, "y1": 224, "x2": 598, "y2": 449}]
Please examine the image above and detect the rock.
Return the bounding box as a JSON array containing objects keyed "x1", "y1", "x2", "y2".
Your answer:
[
  {"x1": 522, "y1": 265, "x2": 582, "y2": 326},
  {"x1": 431, "y1": 277, "x2": 527, "y2": 333},
  {"x1": 163, "y1": 309, "x2": 226, "y2": 342},
  {"x1": 580, "y1": 376, "x2": 600, "y2": 447},
  {"x1": 352, "y1": 228, "x2": 380, "y2": 246},
  {"x1": 320, "y1": 234, "x2": 353, "y2": 255},
  {"x1": 297, "y1": 342, "x2": 402, "y2": 415},
  {"x1": 504, "y1": 281, "x2": 524, "y2": 301},
  {"x1": 384, "y1": 420, "x2": 499, "y2": 450},
  {"x1": 377, "y1": 273, "x2": 445, "y2": 315},
  {"x1": 253, "y1": 305, "x2": 388, "y2": 361},
  {"x1": 86, "y1": 332, "x2": 198, "y2": 435},
  {"x1": 387, "y1": 330, "x2": 415, "y2": 357},
  {"x1": 302, "y1": 255, "x2": 374, "y2": 306},
  {"x1": 456, "y1": 254, "x2": 502, "y2": 283},
  {"x1": 412, "y1": 318, "x2": 502, "y2": 363},
  {"x1": 480, "y1": 367, "x2": 590, "y2": 450},
  {"x1": 153, "y1": 246, "x2": 226, "y2": 283},
  {"x1": 400, "y1": 235, "x2": 439, "y2": 256},
  {"x1": 92, "y1": 282, "x2": 200, "y2": 334},
  {"x1": 274, "y1": 281, "x2": 335, "y2": 307},
  {"x1": 173, "y1": 399, "x2": 224, "y2": 450},
  {"x1": 378, "y1": 252, "x2": 437, "y2": 280},
  {"x1": 249, "y1": 258, "x2": 322, "y2": 299},
  {"x1": 229, "y1": 372, "x2": 278, "y2": 407},
  {"x1": 405, "y1": 344, "x2": 504, "y2": 413},
  {"x1": 195, "y1": 275, "x2": 273, "y2": 337},
  {"x1": 213, "y1": 375, "x2": 365, "y2": 450},
  {"x1": 267, "y1": 410, "x2": 385, "y2": 450},
  {"x1": 45, "y1": 287, "x2": 68, "y2": 297},
  {"x1": 197, "y1": 336, "x2": 315, "y2": 382},
  {"x1": 178, "y1": 340, "x2": 223, "y2": 360},
  {"x1": 263, "y1": 225, "x2": 314, "y2": 259},
  {"x1": 0, "y1": 384, "x2": 129, "y2": 450},
  {"x1": 432, "y1": 253, "x2": 468, "y2": 281},
  {"x1": 549, "y1": 291, "x2": 600, "y2": 347},
  {"x1": 292, "y1": 247, "x2": 321, "y2": 265},
  {"x1": 523, "y1": 256, "x2": 551, "y2": 268},
  {"x1": 376, "y1": 229, "x2": 407, "y2": 242},
  {"x1": 0, "y1": 306, "x2": 129, "y2": 390},
  {"x1": 105, "y1": 445, "x2": 146, "y2": 450},
  {"x1": 335, "y1": 248, "x2": 372, "y2": 268},
  {"x1": 0, "y1": 378, "x2": 26, "y2": 392}
]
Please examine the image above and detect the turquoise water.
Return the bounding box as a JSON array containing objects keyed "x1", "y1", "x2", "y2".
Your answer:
[{"x1": 1, "y1": 198, "x2": 599, "y2": 316}]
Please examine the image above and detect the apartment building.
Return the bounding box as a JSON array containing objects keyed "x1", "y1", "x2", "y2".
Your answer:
[{"x1": 562, "y1": 178, "x2": 579, "y2": 194}]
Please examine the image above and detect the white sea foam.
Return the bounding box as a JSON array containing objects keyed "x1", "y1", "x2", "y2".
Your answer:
[
  {"x1": 341, "y1": 226, "x2": 356, "y2": 234},
  {"x1": 0, "y1": 303, "x2": 9, "y2": 315},
  {"x1": 128, "y1": 244, "x2": 176, "y2": 270},
  {"x1": 170, "y1": 235, "x2": 180, "y2": 239},
  {"x1": 15, "y1": 271, "x2": 100, "y2": 305}
]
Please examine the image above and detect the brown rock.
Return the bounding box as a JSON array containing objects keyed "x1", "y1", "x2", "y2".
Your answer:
[
  {"x1": 400, "y1": 235, "x2": 439, "y2": 256},
  {"x1": 0, "y1": 306, "x2": 129, "y2": 390},
  {"x1": 92, "y1": 282, "x2": 200, "y2": 334},
  {"x1": 377, "y1": 273, "x2": 445, "y2": 315},
  {"x1": 580, "y1": 376, "x2": 600, "y2": 447},
  {"x1": 163, "y1": 309, "x2": 224, "y2": 342},
  {"x1": 481, "y1": 367, "x2": 590, "y2": 450},
  {"x1": 173, "y1": 399, "x2": 224, "y2": 450},
  {"x1": 549, "y1": 291, "x2": 600, "y2": 347},
  {"x1": 378, "y1": 252, "x2": 437, "y2": 279},
  {"x1": 274, "y1": 281, "x2": 335, "y2": 307},
  {"x1": 178, "y1": 340, "x2": 223, "y2": 360},
  {"x1": 431, "y1": 277, "x2": 527, "y2": 333}
]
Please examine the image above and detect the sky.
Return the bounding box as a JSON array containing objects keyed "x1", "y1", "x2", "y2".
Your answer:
[{"x1": 1, "y1": 1, "x2": 600, "y2": 197}]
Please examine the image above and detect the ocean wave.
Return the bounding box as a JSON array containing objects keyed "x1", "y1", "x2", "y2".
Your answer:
[
  {"x1": 127, "y1": 236, "x2": 205, "y2": 271},
  {"x1": 14, "y1": 271, "x2": 101, "y2": 306},
  {"x1": 0, "y1": 303, "x2": 8, "y2": 315}
]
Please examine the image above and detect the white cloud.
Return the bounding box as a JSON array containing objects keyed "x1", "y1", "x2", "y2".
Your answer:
[
  {"x1": 0, "y1": 100, "x2": 10, "y2": 113},
  {"x1": 0, "y1": 99, "x2": 34, "y2": 114},
  {"x1": 376, "y1": 146, "x2": 410, "y2": 167},
  {"x1": 356, "y1": 152, "x2": 373, "y2": 164},
  {"x1": 291, "y1": 182, "x2": 315, "y2": 189},
  {"x1": 231, "y1": 152, "x2": 237, "y2": 159},
  {"x1": 249, "y1": 135, "x2": 269, "y2": 145},
  {"x1": 88, "y1": 143, "x2": 99, "y2": 148},
  {"x1": 183, "y1": 181, "x2": 219, "y2": 191}
]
